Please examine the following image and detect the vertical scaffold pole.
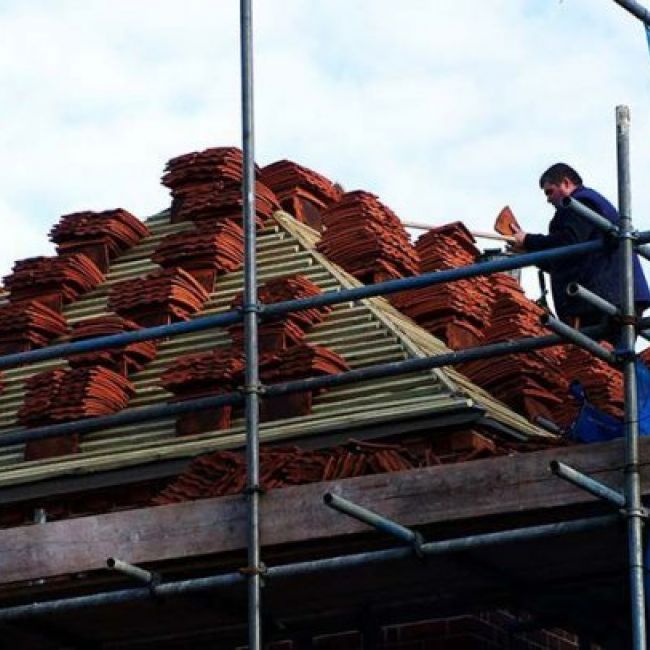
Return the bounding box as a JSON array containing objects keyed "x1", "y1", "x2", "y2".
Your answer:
[
  {"x1": 617, "y1": 104, "x2": 647, "y2": 650},
  {"x1": 240, "y1": 1, "x2": 262, "y2": 648}
]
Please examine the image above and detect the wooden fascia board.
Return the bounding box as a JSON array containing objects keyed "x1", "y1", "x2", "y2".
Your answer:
[{"x1": 0, "y1": 437, "x2": 643, "y2": 586}]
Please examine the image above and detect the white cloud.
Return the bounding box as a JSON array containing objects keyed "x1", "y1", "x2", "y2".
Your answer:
[{"x1": 1, "y1": 0, "x2": 649, "y2": 298}]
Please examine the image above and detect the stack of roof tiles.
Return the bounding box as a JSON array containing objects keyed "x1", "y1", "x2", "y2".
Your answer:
[
  {"x1": 260, "y1": 159, "x2": 343, "y2": 230},
  {"x1": 49, "y1": 209, "x2": 150, "y2": 272},
  {"x1": 260, "y1": 343, "x2": 349, "y2": 383},
  {"x1": 67, "y1": 315, "x2": 158, "y2": 375},
  {"x1": 457, "y1": 274, "x2": 567, "y2": 422},
  {"x1": 18, "y1": 366, "x2": 135, "y2": 461},
  {"x1": 553, "y1": 344, "x2": 623, "y2": 427},
  {"x1": 160, "y1": 350, "x2": 245, "y2": 435},
  {"x1": 316, "y1": 191, "x2": 419, "y2": 284},
  {"x1": 258, "y1": 342, "x2": 350, "y2": 421},
  {"x1": 151, "y1": 219, "x2": 244, "y2": 292},
  {"x1": 0, "y1": 300, "x2": 68, "y2": 354},
  {"x1": 161, "y1": 146, "x2": 279, "y2": 228},
  {"x1": 153, "y1": 430, "x2": 511, "y2": 505},
  {"x1": 108, "y1": 267, "x2": 209, "y2": 327},
  {"x1": 391, "y1": 222, "x2": 493, "y2": 349},
  {"x1": 229, "y1": 274, "x2": 331, "y2": 352},
  {"x1": 161, "y1": 350, "x2": 245, "y2": 400},
  {"x1": 19, "y1": 367, "x2": 134, "y2": 424},
  {"x1": 3, "y1": 254, "x2": 104, "y2": 312}
]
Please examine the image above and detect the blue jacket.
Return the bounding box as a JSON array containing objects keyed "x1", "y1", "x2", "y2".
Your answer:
[{"x1": 524, "y1": 186, "x2": 650, "y2": 320}]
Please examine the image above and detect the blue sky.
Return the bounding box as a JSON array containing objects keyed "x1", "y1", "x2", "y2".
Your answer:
[{"x1": 1, "y1": 1, "x2": 649, "y2": 298}]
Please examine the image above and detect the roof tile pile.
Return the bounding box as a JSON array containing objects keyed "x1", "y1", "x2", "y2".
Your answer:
[
  {"x1": 160, "y1": 350, "x2": 245, "y2": 436},
  {"x1": 258, "y1": 343, "x2": 350, "y2": 421},
  {"x1": 151, "y1": 219, "x2": 245, "y2": 292},
  {"x1": 392, "y1": 222, "x2": 493, "y2": 349},
  {"x1": 67, "y1": 316, "x2": 158, "y2": 375},
  {"x1": 229, "y1": 274, "x2": 331, "y2": 352},
  {"x1": 169, "y1": 180, "x2": 278, "y2": 229},
  {"x1": 260, "y1": 159, "x2": 343, "y2": 230},
  {"x1": 3, "y1": 254, "x2": 104, "y2": 313},
  {"x1": 457, "y1": 275, "x2": 567, "y2": 422},
  {"x1": 108, "y1": 267, "x2": 209, "y2": 327},
  {"x1": 49, "y1": 209, "x2": 150, "y2": 272},
  {"x1": 153, "y1": 431, "x2": 511, "y2": 505},
  {"x1": 260, "y1": 343, "x2": 349, "y2": 385},
  {"x1": 18, "y1": 366, "x2": 135, "y2": 461},
  {"x1": 317, "y1": 191, "x2": 419, "y2": 284},
  {"x1": 161, "y1": 349, "x2": 245, "y2": 400},
  {"x1": 162, "y1": 146, "x2": 249, "y2": 189},
  {"x1": 19, "y1": 366, "x2": 134, "y2": 425},
  {"x1": 161, "y1": 147, "x2": 278, "y2": 228},
  {"x1": 0, "y1": 300, "x2": 68, "y2": 354}
]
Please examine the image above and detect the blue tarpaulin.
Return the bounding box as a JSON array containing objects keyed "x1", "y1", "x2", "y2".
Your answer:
[{"x1": 568, "y1": 360, "x2": 650, "y2": 443}]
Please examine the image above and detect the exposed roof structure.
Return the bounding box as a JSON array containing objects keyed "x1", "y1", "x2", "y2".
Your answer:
[
  {"x1": 0, "y1": 195, "x2": 560, "y2": 493},
  {"x1": 0, "y1": 149, "x2": 638, "y2": 648}
]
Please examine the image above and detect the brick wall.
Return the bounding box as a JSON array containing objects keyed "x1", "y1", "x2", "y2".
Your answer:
[{"x1": 235, "y1": 611, "x2": 594, "y2": 650}]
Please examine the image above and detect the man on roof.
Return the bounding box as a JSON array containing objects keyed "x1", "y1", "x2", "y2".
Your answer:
[{"x1": 511, "y1": 162, "x2": 650, "y2": 330}]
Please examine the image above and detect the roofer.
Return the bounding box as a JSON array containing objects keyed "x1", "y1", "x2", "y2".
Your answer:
[{"x1": 511, "y1": 162, "x2": 650, "y2": 330}]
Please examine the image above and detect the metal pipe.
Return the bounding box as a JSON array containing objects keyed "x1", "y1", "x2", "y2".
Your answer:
[
  {"x1": 540, "y1": 315, "x2": 617, "y2": 365},
  {"x1": 562, "y1": 196, "x2": 619, "y2": 235},
  {"x1": 265, "y1": 238, "x2": 615, "y2": 318},
  {"x1": 637, "y1": 243, "x2": 650, "y2": 262},
  {"x1": 550, "y1": 461, "x2": 626, "y2": 508},
  {"x1": 616, "y1": 104, "x2": 647, "y2": 650},
  {"x1": 107, "y1": 558, "x2": 157, "y2": 585},
  {"x1": 0, "y1": 324, "x2": 610, "y2": 448},
  {"x1": 324, "y1": 493, "x2": 423, "y2": 551},
  {"x1": 0, "y1": 514, "x2": 618, "y2": 621},
  {"x1": 5, "y1": 235, "x2": 650, "y2": 371},
  {"x1": 566, "y1": 283, "x2": 620, "y2": 318},
  {"x1": 240, "y1": 1, "x2": 262, "y2": 647},
  {"x1": 612, "y1": 0, "x2": 650, "y2": 25},
  {"x1": 0, "y1": 310, "x2": 242, "y2": 370}
]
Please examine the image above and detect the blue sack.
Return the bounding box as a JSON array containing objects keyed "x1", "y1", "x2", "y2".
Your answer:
[
  {"x1": 636, "y1": 359, "x2": 650, "y2": 436},
  {"x1": 569, "y1": 399, "x2": 624, "y2": 443}
]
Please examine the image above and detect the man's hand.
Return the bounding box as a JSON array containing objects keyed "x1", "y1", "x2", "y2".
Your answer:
[{"x1": 510, "y1": 224, "x2": 528, "y2": 252}]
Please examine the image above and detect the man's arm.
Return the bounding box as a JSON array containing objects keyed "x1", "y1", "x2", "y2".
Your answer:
[{"x1": 515, "y1": 208, "x2": 596, "y2": 252}]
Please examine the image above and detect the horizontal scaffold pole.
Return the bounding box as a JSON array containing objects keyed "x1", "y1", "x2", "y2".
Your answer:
[
  {"x1": 3, "y1": 233, "x2": 650, "y2": 371},
  {"x1": 0, "y1": 323, "x2": 615, "y2": 448},
  {"x1": 0, "y1": 514, "x2": 617, "y2": 621}
]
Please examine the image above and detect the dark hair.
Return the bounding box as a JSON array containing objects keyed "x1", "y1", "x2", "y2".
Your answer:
[{"x1": 539, "y1": 163, "x2": 583, "y2": 188}]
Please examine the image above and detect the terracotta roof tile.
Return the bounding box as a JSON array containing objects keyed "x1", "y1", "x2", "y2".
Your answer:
[
  {"x1": 153, "y1": 430, "x2": 523, "y2": 505},
  {"x1": 108, "y1": 267, "x2": 209, "y2": 326},
  {"x1": 260, "y1": 159, "x2": 343, "y2": 205},
  {"x1": 68, "y1": 315, "x2": 158, "y2": 375},
  {"x1": 3, "y1": 254, "x2": 104, "y2": 312},
  {"x1": 317, "y1": 190, "x2": 419, "y2": 283},
  {"x1": 49, "y1": 208, "x2": 150, "y2": 257},
  {"x1": 0, "y1": 300, "x2": 68, "y2": 354}
]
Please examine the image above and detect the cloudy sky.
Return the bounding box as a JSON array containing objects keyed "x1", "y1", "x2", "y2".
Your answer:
[{"x1": 1, "y1": 0, "x2": 649, "y2": 298}]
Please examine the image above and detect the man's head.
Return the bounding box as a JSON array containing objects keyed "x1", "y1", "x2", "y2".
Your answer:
[{"x1": 539, "y1": 163, "x2": 583, "y2": 207}]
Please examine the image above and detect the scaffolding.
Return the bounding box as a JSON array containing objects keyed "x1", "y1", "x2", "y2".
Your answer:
[{"x1": 0, "y1": 2, "x2": 650, "y2": 649}]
